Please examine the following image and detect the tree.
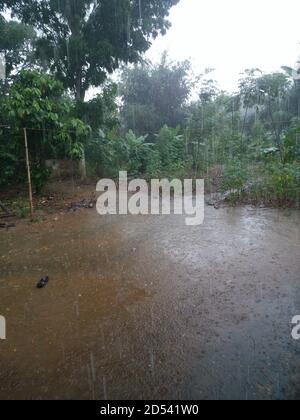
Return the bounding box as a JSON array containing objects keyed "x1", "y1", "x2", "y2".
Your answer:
[
  {"x1": 282, "y1": 62, "x2": 300, "y2": 118},
  {"x1": 238, "y1": 68, "x2": 263, "y2": 145},
  {"x1": 2, "y1": 0, "x2": 179, "y2": 101},
  {"x1": 0, "y1": 15, "x2": 35, "y2": 78},
  {"x1": 184, "y1": 75, "x2": 231, "y2": 173},
  {"x1": 0, "y1": 70, "x2": 90, "y2": 188},
  {"x1": 120, "y1": 54, "x2": 192, "y2": 136},
  {"x1": 76, "y1": 81, "x2": 119, "y2": 132},
  {"x1": 256, "y1": 73, "x2": 292, "y2": 161}
]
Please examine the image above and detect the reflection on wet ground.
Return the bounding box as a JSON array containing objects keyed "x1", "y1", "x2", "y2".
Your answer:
[{"x1": 0, "y1": 206, "x2": 300, "y2": 400}]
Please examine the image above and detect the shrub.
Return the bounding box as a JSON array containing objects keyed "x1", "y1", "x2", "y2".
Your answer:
[
  {"x1": 221, "y1": 160, "x2": 249, "y2": 193},
  {"x1": 264, "y1": 162, "x2": 300, "y2": 206}
]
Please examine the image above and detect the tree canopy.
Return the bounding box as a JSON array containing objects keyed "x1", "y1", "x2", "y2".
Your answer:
[
  {"x1": 0, "y1": 15, "x2": 35, "y2": 77},
  {"x1": 0, "y1": 70, "x2": 90, "y2": 188},
  {"x1": 1, "y1": 0, "x2": 179, "y2": 100},
  {"x1": 120, "y1": 54, "x2": 192, "y2": 136}
]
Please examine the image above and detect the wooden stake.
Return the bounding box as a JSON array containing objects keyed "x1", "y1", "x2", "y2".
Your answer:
[{"x1": 24, "y1": 128, "x2": 34, "y2": 218}]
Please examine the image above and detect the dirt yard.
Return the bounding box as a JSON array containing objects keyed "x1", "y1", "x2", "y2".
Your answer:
[{"x1": 0, "y1": 184, "x2": 300, "y2": 400}]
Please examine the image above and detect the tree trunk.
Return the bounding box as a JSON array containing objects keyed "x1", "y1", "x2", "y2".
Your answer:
[{"x1": 75, "y1": 71, "x2": 85, "y2": 102}]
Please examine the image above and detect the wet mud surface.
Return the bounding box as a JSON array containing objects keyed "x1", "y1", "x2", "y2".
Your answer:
[{"x1": 0, "y1": 205, "x2": 300, "y2": 400}]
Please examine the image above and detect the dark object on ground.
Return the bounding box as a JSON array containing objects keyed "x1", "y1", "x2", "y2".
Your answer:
[
  {"x1": 68, "y1": 196, "x2": 96, "y2": 212},
  {"x1": 206, "y1": 191, "x2": 238, "y2": 208},
  {"x1": 37, "y1": 276, "x2": 49, "y2": 289}
]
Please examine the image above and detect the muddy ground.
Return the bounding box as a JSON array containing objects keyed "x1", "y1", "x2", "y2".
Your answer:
[{"x1": 0, "y1": 184, "x2": 300, "y2": 400}]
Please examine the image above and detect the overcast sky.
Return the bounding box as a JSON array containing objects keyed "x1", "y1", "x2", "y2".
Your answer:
[{"x1": 146, "y1": 0, "x2": 300, "y2": 93}]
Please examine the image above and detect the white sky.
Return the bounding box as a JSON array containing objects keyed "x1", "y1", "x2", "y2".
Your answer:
[{"x1": 146, "y1": 0, "x2": 300, "y2": 93}]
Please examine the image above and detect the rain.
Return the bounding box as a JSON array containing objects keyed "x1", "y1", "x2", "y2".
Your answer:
[{"x1": 0, "y1": 0, "x2": 300, "y2": 403}]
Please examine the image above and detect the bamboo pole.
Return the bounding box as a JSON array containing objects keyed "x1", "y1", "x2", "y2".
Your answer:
[{"x1": 23, "y1": 128, "x2": 34, "y2": 218}]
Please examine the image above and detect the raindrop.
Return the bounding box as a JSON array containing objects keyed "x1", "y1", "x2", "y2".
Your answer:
[
  {"x1": 102, "y1": 376, "x2": 108, "y2": 400},
  {"x1": 149, "y1": 349, "x2": 155, "y2": 377},
  {"x1": 90, "y1": 352, "x2": 96, "y2": 383},
  {"x1": 87, "y1": 364, "x2": 95, "y2": 400},
  {"x1": 138, "y1": 0, "x2": 143, "y2": 27},
  {"x1": 118, "y1": 336, "x2": 123, "y2": 359},
  {"x1": 150, "y1": 305, "x2": 154, "y2": 330},
  {"x1": 127, "y1": 14, "x2": 131, "y2": 46},
  {"x1": 74, "y1": 301, "x2": 80, "y2": 318},
  {"x1": 66, "y1": 38, "x2": 70, "y2": 67},
  {"x1": 53, "y1": 44, "x2": 59, "y2": 61}
]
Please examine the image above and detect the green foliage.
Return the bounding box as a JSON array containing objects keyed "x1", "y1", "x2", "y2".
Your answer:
[
  {"x1": 0, "y1": 70, "x2": 90, "y2": 190},
  {"x1": 144, "y1": 150, "x2": 163, "y2": 179},
  {"x1": 284, "y1": 120, "x2": 300, "y2": 163},
  {"x1": 155, "y1": 125, "x2": 184, "y2": 170},
  {"x1": 249, "y1": 163, "x2": 300, "y2": 206},
  {"x1": 123, "y1": 130, "x2": 151, "y2": 175},
  {"x1": 3, "y1": 0, "x2": 179, "y2": 100},
  {"x1": 2, "y1": 70, "x2": 66, "y2": 127},
  {"x1": 0, "y1": 15, "x2": 35, "y2": 77},
  {"x1": 31, "y1": 164, "x2": 50, "y2": 194},
  {"x1": 76, "y1": 82, "x2": 119, "y2": 131},
  {"x1": 264, "y1": 162, "x2": 300, "y2": 205},
  {"x1": 86, "y1": 125, "x2": 187, "y2": 180},
  {"x1": 0, "y1": 132, "x2": 19, "y2": 185},
  {"x1": 1, "y1": 2, "x2": 300, "y2": 210},
  {"x1": 221, "y1": 160, "x2": 249, "y2": 193},
  {"x1": 86, "y1": 129, "x2": 152, "y2": 178},
  {"x1": 15, "y1": 204, "x2": 30, "y2": 219},
  {"x1": 120, "y1": 55, "x2": 192, "y2": 136},
  {"x1": 56, "y1": 118, "x2": 91, "y2": 159}
]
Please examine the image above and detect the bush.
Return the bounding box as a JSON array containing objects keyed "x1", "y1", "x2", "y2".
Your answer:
[
  {"x1": 284, "y1": 122, "x2": 300, "y2": 163},
  {"x1": 85, "y1": 125, "x2": 188, "y2": 181},
  {"x1": 221, "y1": 160, "x2": 249, "y2": 193},
  {"x1": 145, "y1": 150, "x2": 162, "y2": 179},
  {"x1": 86, "y1": 130, "x2": 152, "y2": 178},
  {"x1": 31, "y1": 165, "x2": 51, "y2": 194},
  {"x1": 264, "y1": 162, "x2": 300, "y2": 205},
  {"x1": 155, "y1": 125, "x2": 184, "y2": 169},
  {"x1": 0, "y1": 71, "x2": 90, "y2": 191},
  {"x1": 247, "y1": 162, "x2": 300, "y2": 206}
]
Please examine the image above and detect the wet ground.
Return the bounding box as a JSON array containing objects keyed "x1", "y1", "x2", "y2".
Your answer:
[{"x1": 0, "y1": 204, "x2": 300, "y2": 400}]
